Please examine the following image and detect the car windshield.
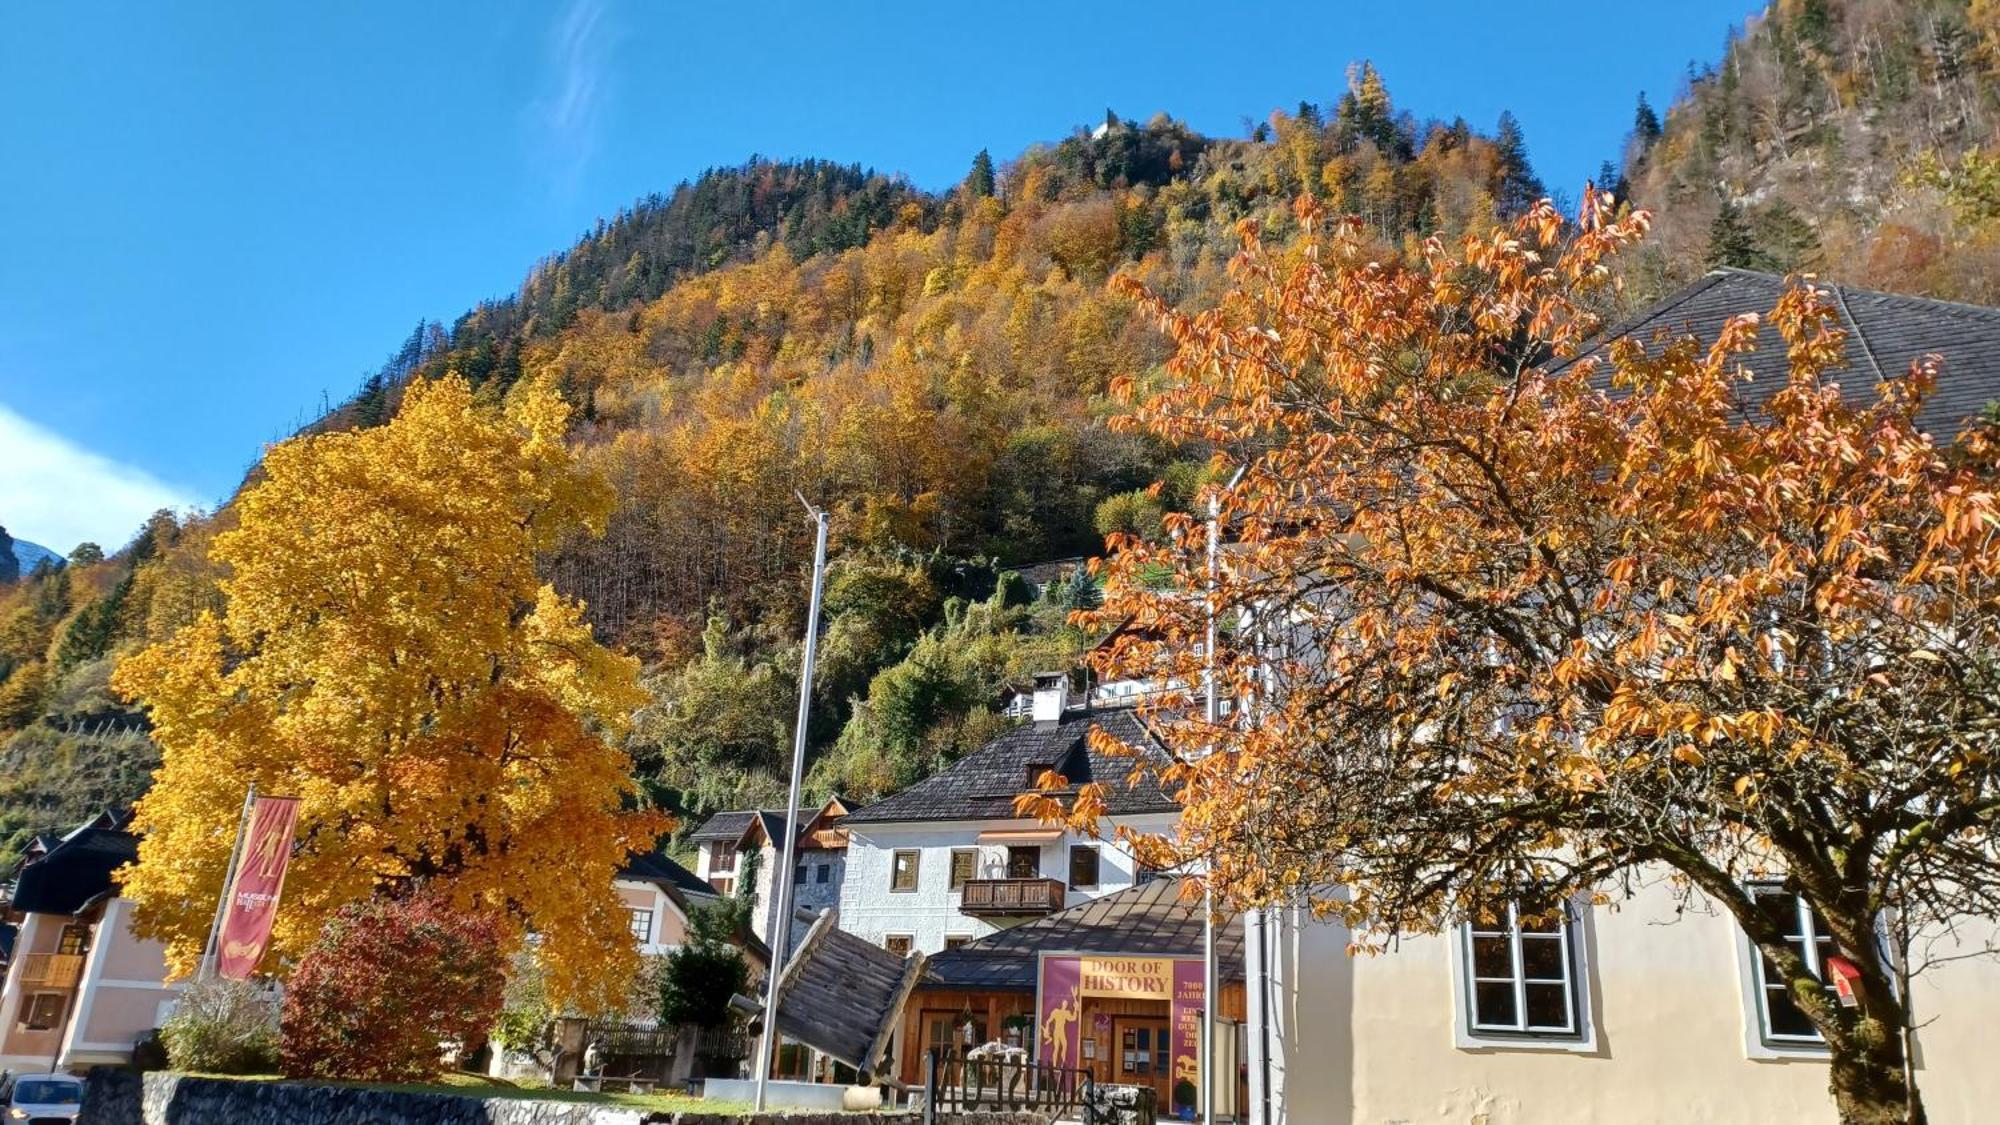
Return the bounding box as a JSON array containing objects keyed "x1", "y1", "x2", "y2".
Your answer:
[{"x1": 14, "y1": 1079, "x2": 81, "y2": 1104}]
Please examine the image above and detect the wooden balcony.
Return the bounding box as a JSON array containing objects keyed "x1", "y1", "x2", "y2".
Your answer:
[
  {"x1": 959, "y1": 877, "x2": 1067, "y2": 918},
  {"x1": 15, "y1": 952, "x2": 85, "y2": 989}
]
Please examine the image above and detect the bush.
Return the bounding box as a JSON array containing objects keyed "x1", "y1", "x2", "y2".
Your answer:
[
  {"x1": 655, "y1": 903, "x2": 751, "y2": 1029},
  {"x1": 279, "y1": 889, "x2": 506, "y2": 1083},
  {"x1": 159, "y1": 977, "x2": 280, "y2": 1074}
]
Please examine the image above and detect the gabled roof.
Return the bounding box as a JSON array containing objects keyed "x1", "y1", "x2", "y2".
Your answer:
[
  {"x1": 688, "y1": 801, "x2": 850, "y2": 850},
  {"x1": 619, "y1": 847, "x2": 719, "y2": 907},
  {"x1": 752, "y1": 811, "x2": 792, "y2": 847},
  {"x1": 1550, "y1": 269, "x2": 2000, "y2": 441},
  {"x1": 10, "y1": 814, "x2": 137, "y2": 916},
  {"x1": 688, "y1": 809, "x2": 765, "y2": 844},
  {"x1": 840, "y1": 707, "x2": 1178, "y2": 825},
  {"x1": 920, "y1": 878, "x2": 1243, "y2": 993}
]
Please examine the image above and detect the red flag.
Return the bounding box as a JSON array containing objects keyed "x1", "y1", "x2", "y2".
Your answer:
[{"x1": 216, "y1": 796, "x2": 300, "y2": 980}]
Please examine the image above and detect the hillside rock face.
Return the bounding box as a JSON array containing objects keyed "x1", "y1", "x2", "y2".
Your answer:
[{"x1": 1625, "y1": 0, "x2": 2000, "y2": 304}]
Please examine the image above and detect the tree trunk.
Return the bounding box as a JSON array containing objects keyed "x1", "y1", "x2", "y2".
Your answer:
[{"x1": 1826, "y1": 1027, "x2": 1921, "y2": 1125}]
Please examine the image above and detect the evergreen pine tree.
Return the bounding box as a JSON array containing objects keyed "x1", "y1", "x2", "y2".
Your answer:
[
  {"x1": 354, "y1": 372, "x2": 389, "y2": 428},
  {"x1": 1492, "y1": 111, "x2": 1547, "y2": 217},
  {"x1": 1060, "y1": 566, "x2": 1101, "y2": 611},
  {"x1": 1634, "y1": 92, "x2": 1663, "y2": 152},
  {"x1": 966, "y1": 149, "x2": 996, "y2": 199},
  {"x1": 0, "y1": 524, "x2": 16, "y2": 585},
  {"x1": 1705, "y1": 201, "x2": 1767, "y2": 269}
]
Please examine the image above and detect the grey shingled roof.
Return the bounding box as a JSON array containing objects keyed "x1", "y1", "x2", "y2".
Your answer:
[
  {"x1": 919, "y1": 878, "x2": 1244, "y2": 993},
  {"x1": 1550, "y1": 269, "x2": 2000, "y2": 442},
  {"x1": 688, "y1": 809, "x2": 764, "y2": 843},
  {"x1": 770, "y1": 911, "x2": 923, "y2": 1077},
  {"x1": 840, "y1": 707, "x2": 1178, "y2": 825},
  {"x1": 687, "y1": 808, "x2": 795, "y2": 846}
]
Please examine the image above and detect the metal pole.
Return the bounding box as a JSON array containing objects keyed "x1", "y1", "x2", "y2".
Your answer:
[
  {"x1": 1200, "y1": 482, "x2": 1227, "y2": 1124},
  {"x1": 199, "y1": 784, "x2": 257, "y2": 982},
  {"x1": 752, "y1": 505, "x2": 830, "y2": 1112}
]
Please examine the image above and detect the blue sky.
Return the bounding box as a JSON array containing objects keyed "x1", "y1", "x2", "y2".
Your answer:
[{"x1": 0, "y1": 0, "x2": 1756, "y2": 551}]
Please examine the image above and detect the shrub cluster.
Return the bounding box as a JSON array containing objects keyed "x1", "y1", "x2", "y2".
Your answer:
[{"x1": 279, "y1": 889, "x2": 505, "y2": 1083}]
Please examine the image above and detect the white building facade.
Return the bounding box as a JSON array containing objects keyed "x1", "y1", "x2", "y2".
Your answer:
[{"x1": 837, "y1": 683, "x2": 1182, "y2": 955}]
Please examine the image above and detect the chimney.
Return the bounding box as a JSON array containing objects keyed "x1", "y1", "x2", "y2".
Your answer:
[{"x1": 1031, "y1": 672, "x2": 1070, "y2": 725}]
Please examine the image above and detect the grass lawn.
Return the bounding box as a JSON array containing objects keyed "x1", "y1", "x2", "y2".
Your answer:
[{"x1": 183, "y1": 1071, "x2": 751, "y2": 1114}]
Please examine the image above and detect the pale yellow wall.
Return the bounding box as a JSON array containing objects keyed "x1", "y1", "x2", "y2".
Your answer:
[
  {"x1": 66, "y1": 897, "x2": 180, "y2": 1063},
  {"x1": 1278, "y1": 869, "x2": 2000, "y2": 1124}
]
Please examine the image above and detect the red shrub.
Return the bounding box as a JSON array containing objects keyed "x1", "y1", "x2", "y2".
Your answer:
[{"x1": 279, "y1": 889, "x2": 506, "y2": 1082}]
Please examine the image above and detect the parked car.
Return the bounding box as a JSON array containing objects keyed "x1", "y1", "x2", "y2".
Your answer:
[{"x1": 1, "y1": 1073, "x2": 84, "y2": 1124}]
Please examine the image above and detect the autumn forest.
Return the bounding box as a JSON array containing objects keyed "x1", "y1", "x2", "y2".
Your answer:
[{"x1": 5, "y1": 0, "x2": 2000, "y2": 864}]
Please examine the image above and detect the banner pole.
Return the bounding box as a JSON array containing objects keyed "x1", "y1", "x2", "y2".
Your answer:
[{"x1": 199, "y1": 783, "x2": 256, "y2": 982}]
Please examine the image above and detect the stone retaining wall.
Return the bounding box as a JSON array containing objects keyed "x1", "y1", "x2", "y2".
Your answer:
[{"x1": 79, "y1": 1070, "x2": 1052, "y2": 1125}]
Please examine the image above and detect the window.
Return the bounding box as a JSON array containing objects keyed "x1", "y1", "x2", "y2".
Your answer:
[
  {"x1": 56, "y1": 924, "x2": 89, "y2": 956},
  {"x1": 708, "y1": 877, "x2": 733, "y2": 895},
  {"x1": 1006, "y1": 845, "x2": 1041, "y2": 879},
  {"x1": 710, "y1": 842, "x2": 738, "y2": 874},
  {"x1": 925, "y1": 1009, "x2": 987, "y2": 1052},
  {"x1": 885, "y1": 934, "x2": 913, "y2": 957},
  {"x1": 1069, "y1": 845, "x2": 1101, "y2": 889},
  {"x1": 815, "y1": 863, "x2": 831, "y2": 884},
  {"x1": 628, "y1": 908, "x2": 654, "y2": 943},
  {"x1": 1026, "y1": 762, "x2": 1055, "y2": 789},
  {"x1": 949, "y1": 849, "x2": 977, "y2": 891},
  {"x1": 1746, "y1": 885, "x2": 1839, "y2": 1047},
  {"x1": 794, "y1": 865, "x2": 807, "y2": 885},
  {"x1": 944, "y1": 935, "x2": 972, "y2": 950},
  {"x1": 891, "y1": 850, "x2": 920, "y2": 892},
  {"x1": 1459, "y1": 902, "x2": 1584, "y2": 1041},
  {"x1": 20, "y1": 992, "x2": 65, "y2": 1031}
]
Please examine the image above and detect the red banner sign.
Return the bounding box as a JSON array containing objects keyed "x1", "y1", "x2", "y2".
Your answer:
[{"x1": 216, "y1": 796, "x2": 300, "y2": 980}]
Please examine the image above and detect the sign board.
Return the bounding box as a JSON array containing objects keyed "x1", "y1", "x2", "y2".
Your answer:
[{"x1": 1037, "y1": 952, "x2": 1204, "y2": 1104}]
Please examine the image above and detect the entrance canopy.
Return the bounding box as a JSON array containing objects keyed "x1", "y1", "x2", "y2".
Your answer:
[{"x1": 921, "y1": 878, "x2": 1244, "y2": 994}]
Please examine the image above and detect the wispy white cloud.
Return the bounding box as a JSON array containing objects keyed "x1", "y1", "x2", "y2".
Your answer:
[
  {"x1": 525, "y1": 0, "x2": 619, "y2": 197},
  {"x1": 0, "y1": 403, "x2": 202, "y2": 555}
]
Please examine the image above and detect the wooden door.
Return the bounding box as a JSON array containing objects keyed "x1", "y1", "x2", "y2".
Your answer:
[{"x1": 1112, "y1": 1016, "x2": 1173, "y2": 1106}]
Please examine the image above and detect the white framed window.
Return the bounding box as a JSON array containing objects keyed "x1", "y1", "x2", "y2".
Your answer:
[
  {"x1": 1453, "y1": 900, "x2": 1594, "y2": 1051},
  {"x1": 1738, "y1": 884, "x2": 1839, "y2": 1054},
  {"x1": 628, "y1": 907, "x2": 654, "y2": 943},
  {"x1": 20, "y1": 991, "x2": 66, "y2": 1031}
]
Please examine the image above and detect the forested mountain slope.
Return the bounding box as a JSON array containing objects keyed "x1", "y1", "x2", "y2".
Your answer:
[
  {"x1": 1621, "y1": 0, "x2": 2000, "y2": 303},
  {"x1": 0, "y1": 65, "x2": 1640, "y2": 859}
]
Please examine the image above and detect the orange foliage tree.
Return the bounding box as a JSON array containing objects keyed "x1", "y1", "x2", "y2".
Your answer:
[{"x1": 1066, "y1": 192, "x2": 2000, "y2": 1124}]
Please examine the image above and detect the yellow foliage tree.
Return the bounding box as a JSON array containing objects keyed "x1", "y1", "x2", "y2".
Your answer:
[{"x1": 114, "y1": 374, "x2": 666, "y2": 1011}]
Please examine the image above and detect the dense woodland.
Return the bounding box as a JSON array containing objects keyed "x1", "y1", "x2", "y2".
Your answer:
[{"x1": 6, "y1": 0, "x2": 1999, "y2": 862}]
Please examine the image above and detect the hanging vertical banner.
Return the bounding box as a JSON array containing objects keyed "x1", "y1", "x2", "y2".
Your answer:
[
  {"x1": 216, "y1": 796, "x2": 300, "y2": 979},
  {"x1": 1170, "y1": 959, "x2": 1204, "y2": 1107}
]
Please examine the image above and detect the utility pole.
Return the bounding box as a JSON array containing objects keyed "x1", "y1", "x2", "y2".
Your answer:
[
  {"x1": 1201, "y1": 465, "x2": 1244, "y2": 1125},
  {"x1": 752, "y1": 501, "x2": 831, "y2": 1112}
]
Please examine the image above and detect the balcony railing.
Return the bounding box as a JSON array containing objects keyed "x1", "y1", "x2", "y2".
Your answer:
[
  {"x1": 15, "y1": 952, "x2": 85, "y2": 989},
  {"x1": 959, "y1": 877, "x2": 1067, "y2": 918}
]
